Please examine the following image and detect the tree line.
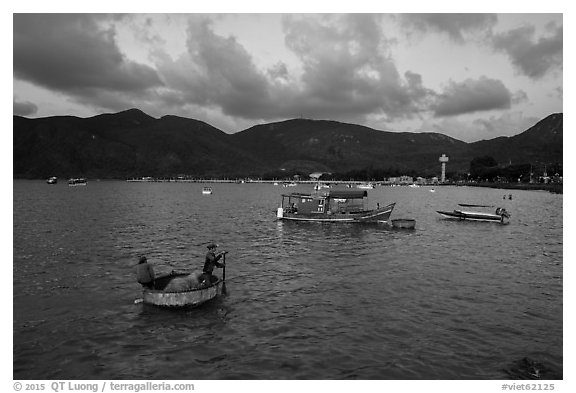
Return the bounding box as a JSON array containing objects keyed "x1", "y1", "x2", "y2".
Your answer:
[{"x1": 257, "y1": 156, "x2": 563, "y2": 183}]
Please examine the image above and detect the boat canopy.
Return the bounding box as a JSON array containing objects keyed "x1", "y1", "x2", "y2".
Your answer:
[
  {"x1": 326, "y1": 190, "x2": 368, "y2": 199},
  {"x1": 282, "y1": 190, "x2": 367, "y2": 199}
]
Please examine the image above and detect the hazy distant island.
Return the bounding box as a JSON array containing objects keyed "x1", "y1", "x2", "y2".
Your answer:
[{"x1": 14, "y1": 109, "x2": 562, "y2": 189}]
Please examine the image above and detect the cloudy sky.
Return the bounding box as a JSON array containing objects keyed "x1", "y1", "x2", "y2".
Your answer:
[{"x1": 13, "y1": 11, "x2": 563, "y2": 142}]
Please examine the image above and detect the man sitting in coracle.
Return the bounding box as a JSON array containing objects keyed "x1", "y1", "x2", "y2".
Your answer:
[{"x1": 135, "y1": 256, "x2": 155, "y2": 289}]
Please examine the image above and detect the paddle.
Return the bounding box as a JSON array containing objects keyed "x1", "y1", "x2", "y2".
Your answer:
[{"x1": 222, "y1": 252, "x2": 227, "y2": 295}]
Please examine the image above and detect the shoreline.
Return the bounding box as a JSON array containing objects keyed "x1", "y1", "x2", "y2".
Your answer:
[
  {"x1": 448, "y1": 182, "x2": 562, "y2": 194},
  {"x1": 15, "y1": 178, "x2": 563, "y2": 194}
]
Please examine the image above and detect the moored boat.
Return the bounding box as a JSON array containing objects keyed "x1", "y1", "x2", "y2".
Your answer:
[
  {"x1": 202, "y1": 187, "x2": 213, "y2": 195},
  {"x1": 47, "y1": 176, "x2": 58, "y2": 184},
  {"x1": 356, "y1": 182, "x2": 375, "y2": 189},
  {"x1": 142, "y1": 272, "x2": 224, "y2": 308},
  {"x1": 437, "y1": 206, "x2": 511, "y2": 224},
  {"x1": 277, "y1": 190, "x2": 395, "y2": 223},
  {"x1": 313, "y1": 183, "x2": 331, "y2": 191},
  {"x1": 68, "y1": 178, "x2": 87, "y2": 186}
]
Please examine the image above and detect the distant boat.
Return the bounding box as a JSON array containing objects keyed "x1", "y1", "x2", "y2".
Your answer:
[
  {"x1": 68, "y1": 178, "x2": 87, "y2": 186},
  {"x1": 430, "y1": 188, "x2": 435, "y2": 193},
  {"x1": 202, "y1": 187, "x2": 213, "y2": 195},
  {"x1": 313, "y1": 183, "x2": 330, "y2": 191},
  {"x1": 282, "y1": 182, "x2": 297, "y2": 187},
  {"x1": 437, "y1": 206, "x2": 511, "y2": 224},
  {"x1": 47, "y1": 176, "x2": 58, "y2": 184},
  {"x1": 356, "y1": 183, "x2": 375, "y2": 189},
  {"x1": 277, "y1": 190, "x2": 395, "y2": 223}
]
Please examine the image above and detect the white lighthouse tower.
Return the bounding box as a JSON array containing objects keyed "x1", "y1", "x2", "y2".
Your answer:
[{"x1": 439, "y1": 154, "x2": 449, "y2": 183}]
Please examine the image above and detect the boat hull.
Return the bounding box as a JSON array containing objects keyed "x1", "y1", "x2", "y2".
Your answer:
[
  {"x1": 437, "y1": 210, "x2": 509, "y2": 223},
  {"x1": 279, "y1": 202, "x2": 395, "y2": 223},
  {"x1": 143, "y1": 279, "x2": 223, "y2": 308}
]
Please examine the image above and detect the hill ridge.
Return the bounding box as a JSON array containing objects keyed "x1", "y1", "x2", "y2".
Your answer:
[{"x1": 13, "y1": 110, "x2": 562, "y2": 179}]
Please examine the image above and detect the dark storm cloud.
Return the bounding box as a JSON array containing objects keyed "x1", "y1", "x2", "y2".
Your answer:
[
  {"x1": 185, "y1": 19, "x2": 273, "y2": 117},
  {"x1": 433, "y1": 77, "x2": 512, "y2": 117},
  {"x1": 13, "y1": 14, "x2": 162, "y2": 104},
  {"x1": 399, "y1": 13, "x2": 498, "y2": 42},
  {"x1": 492, "y1": 23, "x2": 562, "y2": 79},
  {"x1": 153, "y1": 15, "x2": 434, "y2": 122},
  {"x1": 153, "y1": 17, "x2": 273, "y2": 118},
  {"x1": 279, "y1": 14, "x2": 433, "y2": 120},
  {"x1": 13, "y1": 98, "x2": 38, "y2": 116}
]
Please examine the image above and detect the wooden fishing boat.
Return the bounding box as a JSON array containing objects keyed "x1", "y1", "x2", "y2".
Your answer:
[
  {"x1": 437, "y1": 205, "x2": 511, "y2": 224},
  {"x1": 277, "y1": 190, "x2": 395, "y2": 223},
  {"x1": 142, "y1": 272, "x2": 224, "y2": 308}
]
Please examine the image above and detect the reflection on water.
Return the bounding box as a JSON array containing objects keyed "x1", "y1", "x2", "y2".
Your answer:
[{"x1": 13, "y1": 181, "x2": 562, "y2": 379}]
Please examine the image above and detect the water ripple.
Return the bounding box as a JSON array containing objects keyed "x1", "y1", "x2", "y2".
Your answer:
[{"x1": 13, "y1": 181, "x2": 562, "y2": 379}]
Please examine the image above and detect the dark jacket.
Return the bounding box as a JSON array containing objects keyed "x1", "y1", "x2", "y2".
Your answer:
[
  {"x1": 203, "y1": 251, "x2": 224, "y2": 274},
  {"x1": 135, "y1": 262, "x2": 155, "y2": 284}
]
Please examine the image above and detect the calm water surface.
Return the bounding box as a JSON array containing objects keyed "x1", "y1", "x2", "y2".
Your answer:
[{"x1": 13, "y1": 181, "x2": 563, "y2": 379}]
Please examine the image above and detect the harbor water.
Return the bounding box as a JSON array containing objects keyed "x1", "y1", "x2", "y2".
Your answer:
[{"x1": 13, "y1": 181, "x2": 563, "y2": 379}]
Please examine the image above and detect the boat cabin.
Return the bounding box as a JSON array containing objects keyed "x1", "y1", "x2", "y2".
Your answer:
[{"x1": 281, "y1": 190, "x2": 369, "y2": 216}]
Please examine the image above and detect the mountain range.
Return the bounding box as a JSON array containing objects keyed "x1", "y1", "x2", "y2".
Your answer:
[{"x1": 13, "y1": 109, "x2": 563, "y2": 179}]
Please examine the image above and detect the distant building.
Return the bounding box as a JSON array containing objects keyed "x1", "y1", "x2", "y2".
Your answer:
[
  {"x1": 439, "y1": 154, "x2": 449, "y2": 183},
  {"x1": 399, "y1": 175, "x2": 413, "y2": 184}
]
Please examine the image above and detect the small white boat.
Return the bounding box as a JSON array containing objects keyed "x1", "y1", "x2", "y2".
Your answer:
[
  {"x1": 356, "y1": 183, "x2": 375, "y2": 189},
  {"x1": 202, "y1": 187, "x2": 213, "y2": 195},
  {"x1": 47, "y1": 176, "x2": 58, "y2": 184},
  {"x1": 313, "y1": 183, "x2": 331, "y2": 191}
]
